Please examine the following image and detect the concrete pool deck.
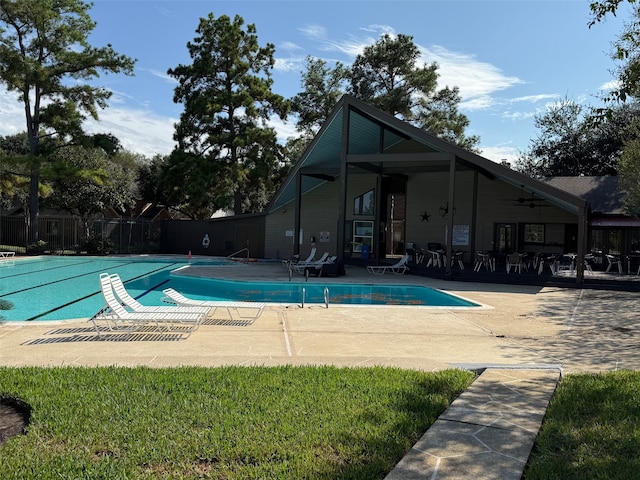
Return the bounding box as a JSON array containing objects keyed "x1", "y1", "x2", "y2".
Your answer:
[{"x1": 2, "y1": 260, "x2": 640, "y2": 478}]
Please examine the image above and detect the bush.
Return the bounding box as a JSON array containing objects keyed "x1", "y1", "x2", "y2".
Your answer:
[
  {"x1": 82, "y1": 236, "x2": 115, "y2": 255},
  {"x1": 26, "y1": 240, "x2": 48, "y2": 254}
]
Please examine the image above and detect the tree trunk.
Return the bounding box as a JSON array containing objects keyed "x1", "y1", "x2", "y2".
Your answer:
[
  {"x1": 233, "y1": 189, "x2": 243, "y2": 215},
  {"x1": 27, "y1": 164, "x2": 40, "y2": 245}
]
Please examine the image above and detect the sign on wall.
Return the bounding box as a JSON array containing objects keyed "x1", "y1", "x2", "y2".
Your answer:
[{"x1": 452, "y1": 224, "x2": 469, "y2": 246}]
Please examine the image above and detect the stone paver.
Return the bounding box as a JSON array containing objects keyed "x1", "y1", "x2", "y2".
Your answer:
[
  {"x1": 385, "y1": 368, "x2": 561, "y2": 480},
  {"x1": 2, "y1": 261, "x2": 640, "y2": 478}
]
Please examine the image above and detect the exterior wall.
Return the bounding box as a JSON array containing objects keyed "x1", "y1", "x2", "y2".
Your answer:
[
  {"x1": 406, "y1": 171, "x2": 474, "y2": 252},
  {"x1": 265, "y1": 167, "x2": 581, "y2": 262},
  {"x1": 265, "y1": 180, "x2": 342, "y2": 259},
  {"x1": 399, "y1": 169, "x2": 579, "y2": 258},
  {"x1": 161, "y1": 215, "x2": 265, "y2": 258}
]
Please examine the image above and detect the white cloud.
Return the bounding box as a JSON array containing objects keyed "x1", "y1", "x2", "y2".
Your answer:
[
  {"x1": 511, "y1": 94, "x2": 560, "y2": 104},
  {"x1": 83, "y1": 106, "x2": 177, "y2": 157},
  {"x1": 146, "y1": 68, "x2": 178, "y2": 84},
  {"x1": 274, "y1": 56, "x2": 305, "y2": 73},
  {"x1": 600, "y1": 79, "x2": 619, "y2": 91},
  {"x1": 280, "y1": 41, "x2": 302, "y2": 52},
  {"x1": 0, "y1": 86, "x2": 176, "y2": 157},
  {"x1": 296, "y1": 23, "x2": 524, "y2": 113},
  {"x1": 0, "y1": 88, "x2": 25, "y2": 136},
  {"x1": 420, "y1": 46, "x2": 524, "y2": 107},
  {"x1": 480, "y1": 143, "x2": 520, "y2": 165}
]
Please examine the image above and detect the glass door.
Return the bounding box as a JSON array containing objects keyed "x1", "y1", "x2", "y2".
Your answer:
[{"x1": 352, "y1": 220, "x2": 373, "y2": 254}]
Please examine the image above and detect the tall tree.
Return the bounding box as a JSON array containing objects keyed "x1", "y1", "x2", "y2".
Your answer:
[
  {"x1": 0, "y1": 0, "x2": 135, "y2": 243},
  {"x1": 291, "y1": 34, "x2": 479, "y2": 151},
  {"x1": 167, "y1": 13, "x2": 289, "y2": 216},
  {"x1": 349, "y1": 33, "x2": 479, "y2": 150},
  {"x1": 292, "y1": 56, "x2": 349, "y2": 137}
]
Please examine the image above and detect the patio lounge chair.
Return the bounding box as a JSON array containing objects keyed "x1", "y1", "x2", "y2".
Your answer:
[
  {"x1": 290, "y1": 252, "x2": 332, "y2": 275},
  {"x1": 161, "y1": 288, "x2": 265, "y2": 322},
  {"x1": 109, "y1": 273, "x2": 210, "y2": 314},
  {"x1": 93, "y1": 273, "x2": 205, "y2": 337},
  {"x1": 366, "y1": 254, "x2": 410, "y2": 275},
  {"x1": 283, "y1": 247, "x2": 316, "y2": 268}
]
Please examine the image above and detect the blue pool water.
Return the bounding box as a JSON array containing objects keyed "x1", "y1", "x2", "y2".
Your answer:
[{"x1": 0, "y1": 256, "x2": 479, "y2": 322}]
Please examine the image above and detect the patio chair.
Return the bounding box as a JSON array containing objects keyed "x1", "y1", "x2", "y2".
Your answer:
[
  {"x1": 283, "y1": 247, "x2": 316, "y2": 268},
  {"x1": 506, "y1": 253, "x2": 524, "y2": 274},
  {"x1": 161, "y1": 288, "x2": 265, "y2": 322},
  {"x1": 109, "y1": 274, "x2": 211, "y2": 314},
  {"x1": 451, "y1": 251, "x2": 465, "y2": 270},
  {"x1": 474, "y1": 252, "x2": 494, "y2": 272},
  {"x1": 94, "y1": 273, "x2": 205, "y2": 337},
  {"x1": 366, "y1": 254, "x2": 410, "y2": 275},
  {"x1": 605, "y1": 254, "x2": 623, "y2": 273},
  {"x1": 425, "y1": 250, "x2": 442, "y2": 268},
  {"x1": 290, "y1": 252, "x2": 331, "y2": 275}
]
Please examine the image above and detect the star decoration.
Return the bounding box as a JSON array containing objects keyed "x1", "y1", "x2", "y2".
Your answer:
[{"x1": 420, "y1": 211, "x2": 431, "y2": 222}]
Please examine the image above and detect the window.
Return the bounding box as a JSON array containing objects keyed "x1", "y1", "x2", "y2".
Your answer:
[
  {"x1": 523, "y1": 224, "x2": 544, "y2": 244},
  {"x1": 353, "y1": 189, "x2": 374, "y2": 215}
]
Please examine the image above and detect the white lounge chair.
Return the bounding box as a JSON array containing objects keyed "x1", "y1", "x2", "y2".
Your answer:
[
  {"x1": 283, "y1": 247, "x2": 316, "y2": 268},
  {"x1": 109, "y1": 274, "x2": 210, "y2": 314},
  {"x1": 162, "y1": 288, "x2": 265, "y2": 322},
  {"x1": 290, "y1": 252, "x2": 331, "y2": 275},
  {"x1": 366, "y1": 254, "x2": 410, "y2": 275},
  {"x1": 93, "y1": 273, "x2": 205, "y2": 337}
]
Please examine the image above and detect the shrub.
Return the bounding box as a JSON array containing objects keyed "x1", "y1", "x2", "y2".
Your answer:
[{"x1": 82, "y1": 236, "x2": 116, "y2": 255}]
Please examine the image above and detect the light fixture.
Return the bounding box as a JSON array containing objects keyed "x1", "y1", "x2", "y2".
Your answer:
[
  {"x1": 439, "y1": 202, "x2": 449, "y2": 218},
  {"x1": 439, "y1": 202, "x2": 456, "y2": 218}
]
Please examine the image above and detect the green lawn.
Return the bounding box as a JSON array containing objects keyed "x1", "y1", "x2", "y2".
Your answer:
[
  {"x1": 524, "y1": 370, "x2": 640, "y2": 479},
  {"x1": 0, "y1": 365, "x2": 474, "y2": 480}
]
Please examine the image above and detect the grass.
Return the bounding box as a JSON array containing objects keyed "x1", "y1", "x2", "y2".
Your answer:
[
  {"x1": 524, "y1": 370, "x2": 640, "y2": 479},
  {"x1": 0, "y1": 365, "x2": 474, "y2": 480}
]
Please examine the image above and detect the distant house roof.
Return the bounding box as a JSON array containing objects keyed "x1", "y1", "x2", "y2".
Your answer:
[{"x1": 542, "y1": 176, "x2": 625, "y2": 215}]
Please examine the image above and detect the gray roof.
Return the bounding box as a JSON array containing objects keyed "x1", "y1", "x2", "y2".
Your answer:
[{"x1": 542, "y1": 176, "x2": 624, "y2": 215}]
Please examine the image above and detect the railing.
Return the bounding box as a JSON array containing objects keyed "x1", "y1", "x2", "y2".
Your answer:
[
  {"x1": 0, "y1": 215, "x2": 161, "y2": 254},
  {"x1": 227, "y1": 247, "x2": 250, "y2": 259},
  {"x1": 299, "y1": 286, "x2": 330, "y2": 309}
]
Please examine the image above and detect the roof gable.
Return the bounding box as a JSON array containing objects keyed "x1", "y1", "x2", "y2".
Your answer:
[{"x1": 267, "y1": 94, "x2": 587, "y2": 215}]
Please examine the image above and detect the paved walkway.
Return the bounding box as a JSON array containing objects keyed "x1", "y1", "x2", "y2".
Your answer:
[{"x1": 3, "y1": 260, "x2": 640, "y2": 478}]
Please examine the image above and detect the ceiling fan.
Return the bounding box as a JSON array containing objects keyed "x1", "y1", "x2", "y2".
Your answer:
[
  {"x1": 507, "y1": 185, "x2": 549, "y2": 208},
  {"x1": 512, "y1": 196, "x2": 548, "y2": 208}
]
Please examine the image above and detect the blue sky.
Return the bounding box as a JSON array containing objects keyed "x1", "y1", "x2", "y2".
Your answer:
[{"x1": 0, "y1": 0, "x2": 631, "y2": 163}]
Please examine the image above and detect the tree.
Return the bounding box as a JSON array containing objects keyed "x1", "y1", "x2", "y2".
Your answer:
[
  {"x1": 513, "y1": 98, "x2": 639, "y2": 177},
  {"x1": 292, "y1": 56, "x2": 349, "y2": 137},
  {"x1": 167, "y1": 13, "x2": 289, "y2": 217},
  {"x1": 349, "y1": 34, "x2": 479, "y2": 150},
  {"x1": 415, "y1": 87, "x2": 480, "y2": 151},
  {"x1": 291, "y1": 34, "x2": 479, "y2": 151},
  {"x1": 0, "y1": 133, "x2": 31, "y2": 205},
  {"x1": 0, "y1": 0, "x2": 135, "y2": 243},
  {"x1": 618, "y1": 119, "x2": 640, "y2": 214},
  {"x1": 44, "y1": 146, "x2": 139, "y2": 238}
]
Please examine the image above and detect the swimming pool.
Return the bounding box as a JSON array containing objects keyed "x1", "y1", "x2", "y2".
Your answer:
[{"x1": 0, "y1": 256, "x2": 479, "y2": 322}]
